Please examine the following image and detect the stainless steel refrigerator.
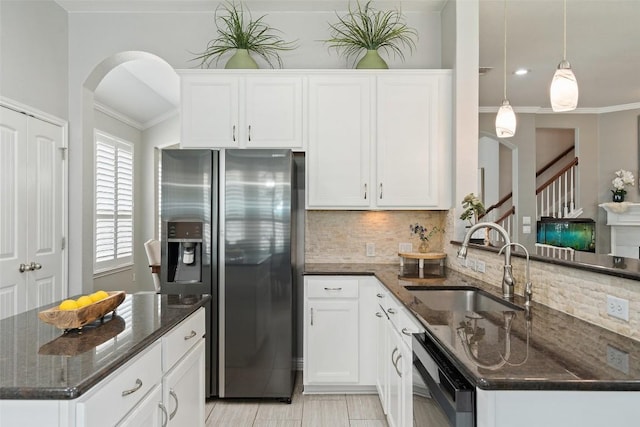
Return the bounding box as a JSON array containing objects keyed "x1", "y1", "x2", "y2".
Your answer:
[{"x1": 160, "y1": 149, "x2": 297, "y2": 402}]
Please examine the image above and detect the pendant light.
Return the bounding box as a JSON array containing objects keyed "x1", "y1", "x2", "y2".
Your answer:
[
  {"x1": 550, "y1": 0, "x2": 579, "y2": 112},
  {"x1": 495, "y1": 0, "x2": 516, "y2": 138}
]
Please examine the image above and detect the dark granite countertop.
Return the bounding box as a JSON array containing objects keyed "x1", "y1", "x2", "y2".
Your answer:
[
  {"x1": 0, "y1": 293, "x2": 209, "y2": 400},
  {"x1": 305, "y1": 263, "x2": 640, "y2": 391}
]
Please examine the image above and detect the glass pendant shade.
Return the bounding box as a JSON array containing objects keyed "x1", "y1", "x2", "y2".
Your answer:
[
  {"x1": 495, "y1": 100, "x2": 516, "y2": 138},
  {"x1": 550, "y1": 60, "x2": 579, "y2": 112}
]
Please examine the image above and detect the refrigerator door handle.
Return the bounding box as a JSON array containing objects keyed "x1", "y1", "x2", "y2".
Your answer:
[{"x1": 232, "y1": 125, "x2": 236, "y2": 141}]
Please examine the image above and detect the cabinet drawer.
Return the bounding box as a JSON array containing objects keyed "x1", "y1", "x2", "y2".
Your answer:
[
  {"x1": 77, "y1": 341, "x2": 162, "y2": 427},
  {"x1": 307, "y1": 279, "x2": 359, "y2": 299},
  {"x1": 162, "y1": 308, "x2": 206, "y2": 371}
]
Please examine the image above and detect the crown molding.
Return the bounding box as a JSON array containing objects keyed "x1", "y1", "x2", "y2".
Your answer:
[{"x1": 480, "y1": 102, "x2": 640, "y2": 115}]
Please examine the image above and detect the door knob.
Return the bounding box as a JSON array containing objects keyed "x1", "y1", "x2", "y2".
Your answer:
[
  {"x1": 30, "y1": 262, "x2": 42, "y2": 270},
  {"x1": 19, "y1": 263, "x2": 32, "y2": 273}
]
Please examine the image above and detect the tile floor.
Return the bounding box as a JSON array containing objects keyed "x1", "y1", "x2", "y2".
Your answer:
[{"x1": 205, "y1": 374, "x2": 388, "y2": 427}]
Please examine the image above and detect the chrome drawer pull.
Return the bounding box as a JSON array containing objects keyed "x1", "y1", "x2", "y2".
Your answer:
[
  {"x1": 169, "y1": 389, "x2": 179, "y2": 420},
  {"x1": 375, "y1": 312, "x2": 383, "y2": 318},
  {"x1": 184, "y1": 330, "x2": 197, "y2": 340},
  {"x1": 401, "y1": 328, "x2": 413, "y2": 336},
  {"x1": 391, "y1": 347, "x2": 398, "y2": 364},
  {"x1": 159, "y1": 403, "x2": 168, "y2": 427},
  {"x1": 376, "y1": 293, "x2": 384, "y2": 298},
  {"x1": 121, "y1": 378, "x2": 143, "y2": 396},
  {"x1": 387, "y1": 308, "x2": 396, "y2": 314},
  {"x1": 324, "y1": 287, "x2": 342, "y2": 291},
  {"x1": 394, "y1": 354, "x2": 403, "y2": 377}
]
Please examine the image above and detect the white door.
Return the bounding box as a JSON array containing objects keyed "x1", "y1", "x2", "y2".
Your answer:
[{"x1": 0, "y1": 106, "x2": 65, "y2": 318}]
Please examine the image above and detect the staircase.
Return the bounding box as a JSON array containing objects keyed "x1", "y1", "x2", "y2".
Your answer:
[{"x1": 480, "y1": 147, "x2": 581, "y2": 242}]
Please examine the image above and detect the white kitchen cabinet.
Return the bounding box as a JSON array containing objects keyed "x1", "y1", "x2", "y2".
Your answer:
[
  {"x1": 376, "y1": 73, "x2": 452, "y2": 209},
  {"x1": 387, "y1": 326, "x2": 413, "y2": 427},
  {"x1": 117, "y1": 385, "x2": 163, "y2": 427},
  {"x1": 162, "y1": 339, "x2": 205, "y2": 426},
  {"x1": 179, "y1": 72, "x2": 303, "y2": 149},
  {"x1": 306, "y1": 70, "x2": 452, "y2": 210},
  {"x1": 304, "y1": 277, "x2": 360, "y2": 385},
  {"x1": 307, "y1": 75, "x2": 372, "y2": 208}
]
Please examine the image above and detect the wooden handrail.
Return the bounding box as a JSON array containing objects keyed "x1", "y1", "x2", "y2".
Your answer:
[
  {"x1": 536, "y1": 146, "x2": 575, "y2": 178},
  {"x1": 536, "y1": 157, "x2": 579, "y2": 195},
  {"x1": 480, "y1": 192, "x2": 513, "y2": 219},
  {"x1": 495, "y1": 206, "x2": 515, "y2": 224}
]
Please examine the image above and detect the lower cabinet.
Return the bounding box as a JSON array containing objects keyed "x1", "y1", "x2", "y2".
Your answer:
[
  {"x1": 162, "y1": 339, "x2": 206, "y2": 426},
  {"x1": 117, "y1": 385, "x2": 163, "y2": 427}
]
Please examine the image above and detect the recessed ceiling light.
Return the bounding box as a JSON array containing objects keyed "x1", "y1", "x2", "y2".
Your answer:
[{"x1": 514, "y1": 68, "x2": 530, "y2": 76}]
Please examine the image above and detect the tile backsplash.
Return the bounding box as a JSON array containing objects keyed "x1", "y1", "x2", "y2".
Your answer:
[{"x1": 305, "y1": 210, "x2": 447, "y2": 263}]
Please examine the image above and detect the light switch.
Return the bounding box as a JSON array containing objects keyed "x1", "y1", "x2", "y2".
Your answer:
[
  {"x1": 523, "y1": 225, "x2": 531, "y2": 234},
  {"x1": 522, "y1": 216, "x2": 531, "y2": 225}
]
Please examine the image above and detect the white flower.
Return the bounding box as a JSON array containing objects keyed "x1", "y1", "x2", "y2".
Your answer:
[{"x1": 612, "y1": 170, "x2": 635, "y2": 191}]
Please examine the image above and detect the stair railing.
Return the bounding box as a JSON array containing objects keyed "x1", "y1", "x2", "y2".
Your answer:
[{"x1": 536, "y1": 157, "x2": 579, "y2": 219}]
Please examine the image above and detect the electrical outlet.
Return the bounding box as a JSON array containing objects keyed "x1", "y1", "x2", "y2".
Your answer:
[
  {"x1": 476, "y1": 260, "x2": 486, "y2": 273},
  {"x1": 607, "y1": 295, "x2": 629, "y2": 321},
  {"x1": 607, "y1": 345, "x2": 629, "y2": 374},
  {"x1": 467, "y1": 258, "x2": 477, "y2": 271},
  {"x1": 399, "y1": 242, "x2": 413, "y2": 253},
  {"x1": 366, "y1": 243, "x2": 376, "y2": 257}
]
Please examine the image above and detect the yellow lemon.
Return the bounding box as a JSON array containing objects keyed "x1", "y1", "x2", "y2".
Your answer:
[
  {"x1": 76, "y1": 295, "x2": 93, "y2": 308},
  {"x1": 58, "y1": 299, "x2": 79, "y2": 311},
  {"x1": 90, "y1": 290, "x2": 109, "y2": 302}
]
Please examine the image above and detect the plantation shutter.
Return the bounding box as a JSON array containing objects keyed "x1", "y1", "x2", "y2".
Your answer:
[{"x1": 95, "y1": 131, "x2": 134, "y2": 272}]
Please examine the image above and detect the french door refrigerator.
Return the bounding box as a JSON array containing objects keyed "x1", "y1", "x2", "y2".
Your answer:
[{"x1": 160, "y1": 149, "x2": 296, "y2": 402}]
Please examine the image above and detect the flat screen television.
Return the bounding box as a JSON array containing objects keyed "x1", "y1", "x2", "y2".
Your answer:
[{"x1": 536, "y1": 217, "x2": 596, "y2": 252}]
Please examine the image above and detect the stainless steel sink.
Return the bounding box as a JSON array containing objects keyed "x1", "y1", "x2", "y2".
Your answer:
[{"x1": 406, "y1": 287, "x2": 522, "y2": 312}]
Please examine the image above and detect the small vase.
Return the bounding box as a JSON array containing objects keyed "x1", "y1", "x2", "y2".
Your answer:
[
  {"x1": 418, "y1": 241, "x2": 429, "y2": 253},
  {"x1": 612, "y1": 192, "x2": 625, "y2": 203},
  {"x1": 225, "y1": 49, "x2": 259, "y2": 69},
  {"x1": 356, "y1": 50, "x2": 389, "y2": 69}
]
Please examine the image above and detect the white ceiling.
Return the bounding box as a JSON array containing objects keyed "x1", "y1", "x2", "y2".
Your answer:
[{"x1": 72, "y1": 0, "x2": 640, "y2": 128}]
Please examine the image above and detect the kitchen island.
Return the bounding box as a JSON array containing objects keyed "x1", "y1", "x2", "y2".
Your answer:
[
  {"x1": 305, "y1": 263, "x2": 640, "y2": 426},
  {"x1": 0, "y1": 292, "x2": 209, "y2": 426}
]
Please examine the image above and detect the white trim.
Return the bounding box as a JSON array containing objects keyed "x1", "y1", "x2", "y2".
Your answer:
[
  {"x1": 93, "y1": 263, "x2": 134, "y2": 278},
  {"x1": 480, "y1": 102, "x2": 640, "y2": 115},
  {"x1": 143, "y1": 108, "x2": 179, "y2": 130},
  {"x1": 94, "y1": 101, "x2": 179, "y2": 131}
]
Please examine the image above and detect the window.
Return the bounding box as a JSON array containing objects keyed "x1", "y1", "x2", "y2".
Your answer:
[{"x1": 94, "y1": 131, "x2": 133, "y2": 273}]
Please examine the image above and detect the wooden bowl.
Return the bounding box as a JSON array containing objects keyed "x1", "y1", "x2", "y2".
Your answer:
[{"x1": 38, "y1": 291, "x2": 126, "y2": 330}]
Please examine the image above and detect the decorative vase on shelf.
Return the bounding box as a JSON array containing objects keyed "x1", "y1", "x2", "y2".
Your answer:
[
  {"x1": 612, "y1": 191, "x2": 625, "y2": 203},
  {"x1": 418, "y1": 241, "x2": 429, "y2": 253},
  {"x1": 225, "y1": 49, "x2": 259, "y2": 69},
  {"x1": 356, "y1": 50, "x2": 389, "y2": 69}
]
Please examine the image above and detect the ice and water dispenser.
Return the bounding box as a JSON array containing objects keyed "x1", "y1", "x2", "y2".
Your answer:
[{"x1": 164, "y1": 220, "x2": 204, "y2": 284}]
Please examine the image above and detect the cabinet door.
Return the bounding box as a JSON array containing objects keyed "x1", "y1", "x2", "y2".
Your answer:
[
  {"x1": 307, "y1": 75, "x2": 371, "y2": 208},
  {"x1": 181, "y1": 75, "x2": 240, "y2": 148},
  {"x1": 163, "y1": 339, "x2": 206, "y2": 427},
  {"x1": 397, "y1": 338, "x2": 413, "y2": 427},
  {"x1": 376, "y1": 73, "x2": 452, "y2": 208},
  {"x1": 305, "y1": 299, "x2": 359, "y2": 383},
  {"x1": 117, "y1": 385, "x2": 163, "y2": 427},
  {"x1": 387, "y1": 323, "x2": 402, "y2": 427},
  {"x1": 245, "y1": 76, "x2": 303, "y2": 148},
  {"x1": 376, "y1": 306, "x2": 389, "y2": 414}
]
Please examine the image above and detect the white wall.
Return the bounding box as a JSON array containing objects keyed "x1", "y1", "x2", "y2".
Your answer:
[{"x1": 0, "y1": 0, "x2": 68, "y2": 119}]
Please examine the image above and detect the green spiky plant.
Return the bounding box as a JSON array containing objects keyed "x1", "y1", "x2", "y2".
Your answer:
[
  {"x1": 192, "y1": 1, "x2": 296, "y2": 68},
  {"x1": 324, "y1": 1, "x2": 418, "y2": 67}
]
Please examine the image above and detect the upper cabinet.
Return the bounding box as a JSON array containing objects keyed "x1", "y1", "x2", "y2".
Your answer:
[
  {"x1": 306, "y1": 70, "x2": 453, "y2": 210},
  {"x1": 179, "y1": 71, "x2": 304, "y2": 149}
]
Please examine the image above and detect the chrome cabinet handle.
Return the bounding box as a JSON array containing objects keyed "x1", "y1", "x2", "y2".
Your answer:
[
  {"x1": 379, "y1": 183, "x2": 383, "y2": 199},
  {"x1": 375, "y1": 312, "x2": 383, "y2": 318},
  {"x1": 364, "y1": 183, "x2": 367, "y2": 200},
  {"x1": 30, "y1": 262, "x2": 42, "y2": 270},
  {"x1": 159, "y1": 403, "x2": 169, "y2": 427},
  {"x1": 184, "y1": 330, "x2": 197, "y2": 340},
  {"x1": 169, "y1": 389, "x2": 179, "y2": 420},
  {"x1": 394, "y1": 354, "x2": 403, "y2": 377},
  {"x1": 387, "y1": 308, "x2": 396, "y2": 314},
  {"x1": 376, "y1": 293, "x2": 384, "y2": 298},
  {"x1": 121, "y1": 378, "x2": 143, "y2": 396},
  {"x1": 391, "y1": 347, "x2": 398, "y2": 365},
  {"x1": 401, "y1": 328, "x2": 413, "y2": 336},
  {"x1": 232, "y1": 125, "x2": 236, "y2": 141},
  {"x1": 248, "y1": 125, "x2": 252, "y2": 141},
  {"x1": 19, "y1": 263, "x2": 32, "y2": 273},
  {"x1": 324, "y1": 287, "x2": 342, "y2": 291},
  {"x1": 310, "y1": 308, "x2": 314, "y2": 326}
]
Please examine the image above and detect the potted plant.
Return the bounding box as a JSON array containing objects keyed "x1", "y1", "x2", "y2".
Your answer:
[
  {"x1": 460, "y1": 193, "x2": 486, "y2": 244},
  {"x1": 409, "y1": 223, "x2": 442, "y2": 253},
  {"x1": 323, "y1": 0, "x2": 418, "y2": 69},
  {"x1": 192, "y1": 1, "x2": 296, "y2": 69},
  {"x1": 611, "y1": 169, "x2": 634, "y2": 202}
]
